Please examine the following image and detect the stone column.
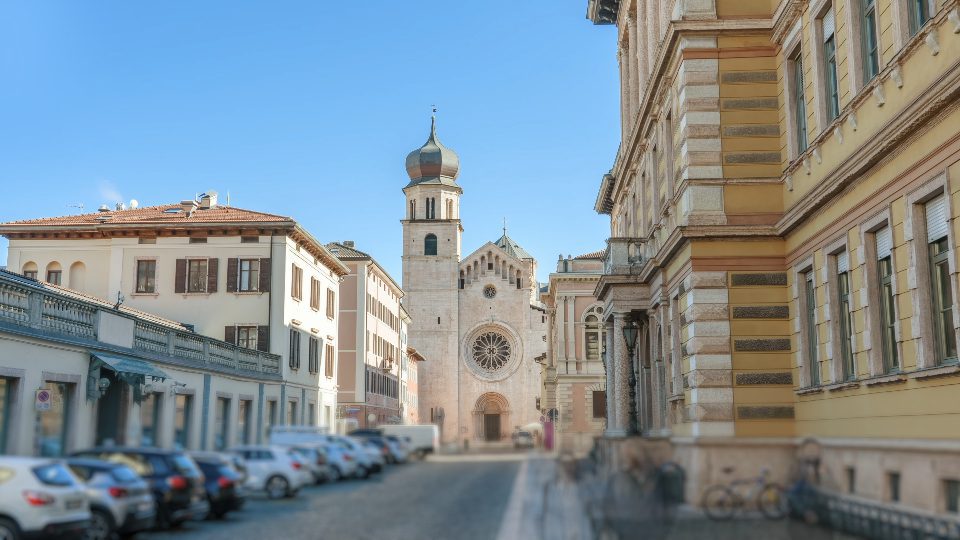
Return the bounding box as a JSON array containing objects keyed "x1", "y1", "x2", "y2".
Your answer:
[
  {"x1": 634, "y1": 0, "x2": 648, "y2": 98},
  {"x1": 603, "y1": 318, "x2": 619, "y2": 436},
  {"x1": 626, "y1": 16, "x2": 639, "y2": 128},
  {"x1": 647, "y1": 0, "x2": 660, "y2": 72},
  {"x1": 617, "y1": 47, "x2": 628, "y2": 142},
  {"x1": 610, "y1": 312, "x2": 632, "y2": 437}
]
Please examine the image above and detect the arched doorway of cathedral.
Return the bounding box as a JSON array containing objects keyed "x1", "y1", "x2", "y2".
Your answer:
[{"x1": 473, "y1": 392, "x2": 510, "y2": 442}]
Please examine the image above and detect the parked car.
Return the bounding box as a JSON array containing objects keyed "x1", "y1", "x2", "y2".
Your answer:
[
  {"x1": 228, "y1": 445, "x2": 311, "y2": 499},
  {"x1": 380, "y1": 424, "x2": 440, "y2": 457},
  {"x1": 65, "y1": 458, "x2": 155, "y2": 540},
  {"x1": 189, "y1": 452, "x2": 246, "y2": 519},
  {"x1": 71, "y1": 447, "x2": 208, "y2": 529},
  {"x1": 313, "y1": 435, "x2": 370, "y2": 479},
  {"x1": 317, "y1": 440, "x2": 359, "y2": 481},
  {"x1": 513, "y1": 430, "x2": 535, "y2": 449},
  {"x1": 353, "y1": 438, "x2": 387, "y2": 472},
  {"x1": 286, "y1": 446, "x2": 331, "y2": 485},
  {"x1": 383, "y1": 435, "x2": 410, "y2": 464},
  {"x1": 0, "y1": 457, "x2": 90, "y2": 540}
]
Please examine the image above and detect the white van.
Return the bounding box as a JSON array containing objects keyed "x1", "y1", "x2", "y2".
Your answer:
[
  {"x1": 380, "y1": 425, "x2": 439, "y2": 457},
  {"x1": 268, "y1": 425, "x2": 330, "y2": 446}
]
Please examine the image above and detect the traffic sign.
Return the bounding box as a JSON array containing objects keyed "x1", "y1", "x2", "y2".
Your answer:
[{"x1": 35, "y1": 389, "x2": 52, "y2": 412}]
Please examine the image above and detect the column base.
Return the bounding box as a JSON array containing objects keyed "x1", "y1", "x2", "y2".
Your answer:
[{"x1": 604, "y1": 428, "x2": 627, "y2": 438}]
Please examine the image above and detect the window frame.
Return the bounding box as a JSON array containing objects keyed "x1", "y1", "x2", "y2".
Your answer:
[
  {"x1": 238, "y1": 258, "x2": 260, "y2": 292},
  {"x1": 187, "y1": 259, "x2": 208, "y2": 293},
  {"x1": 796, "y1": 257, "x2": 820, "y2": 387},
  {"x1": 310, "y1": 277, "x2": 320, "y2": 310},
  {"x1": 326, "y1": 289, "x2": 336, "y2": 319},
  {"x1": 825, "y1": 237, "x2": 856, "y2": 383},
  {"x1": 783, "y1": 24, "x2": 808, "y2": 161},
  {"x1": 46, "y1": 270, "x2": 62, "y2": 286},
  {"x1": 291, "y1": 264, "x2": 303, "y2": 300},
  {"x1": 135, "y1": 259, "x2": 158, "y2": 294},
  {"x1": 424, "y1": 234, "x2": 438, "y2": 256},
  {"x1": 237, "y1": 325, "x2": 259, "y2": 350}
]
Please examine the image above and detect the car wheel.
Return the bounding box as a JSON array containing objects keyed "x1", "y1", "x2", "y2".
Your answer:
[
  {"x1": 266, "y1": 475, "x2": 289, "y2": 500},
  {"x1": 0, "y1": 518, "x2": 21, "y2": 540},
  {"x1": 329, "y1": 466, "x2": 342, "y2": 482},
  {"x1": 84, "y1": 509, "x2": 114, "y2": 540}
]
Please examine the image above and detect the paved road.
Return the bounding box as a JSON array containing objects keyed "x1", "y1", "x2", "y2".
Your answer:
[{"x1": 147, "y1": 454, "x2": 522, "y2": 540}]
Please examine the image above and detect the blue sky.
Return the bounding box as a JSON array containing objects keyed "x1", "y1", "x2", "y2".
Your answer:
[{"x1": 0, "y1": 1, "x2": 619, "y2": 282}]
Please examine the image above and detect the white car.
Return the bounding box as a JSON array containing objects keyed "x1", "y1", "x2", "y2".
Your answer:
[
  {"x1": 315, "y1": 441, "x2": 360, "y2": 481},
  {"x1": 0, "y1": 457, "x2": 91, "y2": 539},
  {"x1": 351, "y1": 437, "x2": 387, "y2": 472},
  {"x1": 312, "y1": 435, "x2": 371, "y2": 479},
  {"x1": 228, "y1": 445, "x2": 311, "y2": 499}
]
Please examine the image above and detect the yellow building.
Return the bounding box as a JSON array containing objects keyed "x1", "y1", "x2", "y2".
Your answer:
[{"x1": 586, "y1": 0, "x2": 960, "y2": 516}]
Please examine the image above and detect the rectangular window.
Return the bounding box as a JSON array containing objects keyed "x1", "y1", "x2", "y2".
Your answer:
[
  {"x1": 0, "y1": 378, "x2": 12, "y2": 452},
  {"x1": 189, "y1": 237, "x2": 207, "y2": 244},
  {"x1": 286, "y1": 401, "x2": 297, "y2": 425},
  {"x1": 325, "y1": 344, "x2": 335, "y2": 378},
  {"x1": 187, "y1": 259, "x2": 208, "y2": 293},
  {"x1": 214, "y1": 397, "x2": 230, "y2": 451},
  {"x1": 136, "y1": 260, "x2": 157, "y2": 293},
  {"x1": 804, "y1": 272, "x2": 820, "y2": 386},
  {"x1": 308, "y1": 403, "x2": 316, "y2": 426},
  {"x1": 788, "y1": 47, "x2": 808, "y2": 156},
  {"x1": 861, "y1": 0, "x2": 880, "y2": 81},
  {"x1": 174, "y1": 394, "x2": 192, "y2": 450},
  {"x1": 822, "y1": 7, "x2": 840, "y2": 121},
  {"x1": 239, "y1": 259, "x2": 260, "y2": 292},
  {"x1": 38, "y1": 382, "x2": 72, "y2": 457},
  {"x1": 846, "y1": 466, "x2": 856, "y2": 494},
  {"x1": 308, "y1": 337, "x2": 319, "y2": 374},
  {"x1": 291, "y1": 264, "x2": 303, "y2": 300},
  {"x1": 46, "y1": 270, "x2": 62, "y2": 285},
  {"x1": 23, "y1": 271, "x2": 37, "y2": 280},
  {"x1": 326, "y1": 289, "x2": 336, "y2": 319},
  {"x1": 237, "y1": 326, "x2": 258, "y2": 350},
  {"x1": 238, "y1": 400, "x2": 252, "y2": 444},
  {"x1": 930, "y1": 237, "x2": 957, "y2": 364},
  {"x1": 888, "y1": 472, "x2": 901, "y2": 502},
  {"x1": 289, "y1": 329, "x2": 301, "y2": 370},
  {"x1": 310, "y1": 278, "x2": 320, "y2": 310},
  {"x1": 946, "y1": 479, "x2": 960, "y2": 513},
  {"x1": 241, "y1": 236, "x2": 259, "y2": 243},
  {"x1": 837, "y1": 253, "x2": 855, "y2": 381},
  {"x1": 140, "y1": 392, "x2": 161, "y2": 447},
  {"x1": 879, "y1": 255, "x2": 900, "y2": 372},
  {"x1": 592, "y1": 391, "x2": 606, "y2": 419},
  {"x1": 909, "y1": 0, "x2": 932, "y2": 36}
]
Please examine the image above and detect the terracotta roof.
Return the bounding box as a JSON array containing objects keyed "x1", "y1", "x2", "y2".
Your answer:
[
  {"x1": 0, "y1": 269, "x2": 189, "y2": 331},
  {"x1": 325, "y1": 242, "x2": 372, "y2": 260},
  {"x1": 0, "y1": 204, "x2": 291, "y2": 228},
  {"x1": 574, "y1": 249, "x2": 607, "y2": 260}
]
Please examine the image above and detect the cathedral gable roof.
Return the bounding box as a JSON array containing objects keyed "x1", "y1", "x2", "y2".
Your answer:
[
  {"x1": 460, "y1": 241, "x2": 526, "y2": 271},
  {"x1": 493, "y1": 232, "x2": 532, "y2": 260}
]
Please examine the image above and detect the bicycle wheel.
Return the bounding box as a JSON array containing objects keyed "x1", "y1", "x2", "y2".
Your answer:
[
  {"x1": 757, "y1": 483, "x2": 787, "y2": 519},
  {"x1": 701, "y1": 485, "x2": 736, "y2": 521}
]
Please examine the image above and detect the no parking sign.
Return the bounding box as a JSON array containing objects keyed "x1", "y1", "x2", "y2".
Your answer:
[{"x1": 35, "y1": 389, "x2": 52, "y2": 412}]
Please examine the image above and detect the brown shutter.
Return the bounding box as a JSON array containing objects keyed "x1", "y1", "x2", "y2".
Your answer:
[
  {"x1": 257, "y1": 326, "x2": 270, "y2": 352},
  {"x1": 259, "y1": 258, "x2": 271, "y2": 292},
  {"x1": 225, "y1": 325, "x2": 236, "y2": 345},
  {"x1": 207, "y1": 258, "x2": 218, "y2": 293},
  {"x1": 175, "y1": 259, "x2": 187, "y2": 293},
  {"x1": 226, "y1": 257, "x2": 238, "y2": 292}
]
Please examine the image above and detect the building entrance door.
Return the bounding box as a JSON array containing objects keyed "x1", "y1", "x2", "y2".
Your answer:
[{"x1": 483, "y1": 413, "x2": 500, "y2": 441}]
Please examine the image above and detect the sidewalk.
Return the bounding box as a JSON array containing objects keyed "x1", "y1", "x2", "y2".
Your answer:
[{"x1": 496, "y1": 456, "x2": 592, "y2": 540}]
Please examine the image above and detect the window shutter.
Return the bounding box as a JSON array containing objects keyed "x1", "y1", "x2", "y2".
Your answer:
[
  {"x1": 259, "y1": 258, "x2": 271, "y2": 292},
  {"x1": 257, "y1": 326, "x2": 270, "y2": 352},
  {"x1": 225, "y1": 325, "x2": 236, "y2": 345},
  {"x1": 175, "y1": 259, "x2": 187, "y2": 293},
  {"x1": 207, "y1": 258, "x2": 218, "y2": 293},
  {"x1": 876, "y1": 226, "x2": 892, "y2": 259},
  {"x1": 836, "y1": 250, "x2": 849, "y2": 273},
  {"x1": 926, "y1": 194, "x2": 949, "y2": 242},
  {"x1": 822, "y1": 7, "x2": 836, "y2": 40},
  {"x1": 227, "y1": 257, "x2": 239, "y2": 292}
]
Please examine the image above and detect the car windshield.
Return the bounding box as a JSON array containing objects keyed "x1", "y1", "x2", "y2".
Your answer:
[
  {"x1": 110, "y1": 466, "x2": 140, "y2": 483},
  {"x1": 32, "y1": 463, "x2": 76, "y2": 487},
  {"x1": 171, "y1": 454, "x2": 201, "y2": 476}
]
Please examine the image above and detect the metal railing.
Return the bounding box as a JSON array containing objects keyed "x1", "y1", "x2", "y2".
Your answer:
[{"x1": 0, "y1": 275, "x2": 282, "y2": 377}]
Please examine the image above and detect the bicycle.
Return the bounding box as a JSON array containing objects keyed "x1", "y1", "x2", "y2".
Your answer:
[{"x1": 701, "y1": 466, "x2": 787, "y2": 521}]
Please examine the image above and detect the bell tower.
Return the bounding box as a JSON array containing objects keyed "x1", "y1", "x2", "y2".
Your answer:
[{"x1": 401, "y1": 114, "x2": 462, "y2": 443}]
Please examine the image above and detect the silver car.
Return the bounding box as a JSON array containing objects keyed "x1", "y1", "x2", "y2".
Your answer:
[{"x1": 66, "y1": 458, "x2": 155, "y2": 540}]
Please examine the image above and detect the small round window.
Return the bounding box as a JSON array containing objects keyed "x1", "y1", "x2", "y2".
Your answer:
[{"x1": 483, "y1": 285, "x2": 497, "y2": 299}]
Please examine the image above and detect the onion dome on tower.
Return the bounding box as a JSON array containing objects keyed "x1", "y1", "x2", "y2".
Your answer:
[{"x1": 405, "y1": 114, "x2": 461, "y2": 189}]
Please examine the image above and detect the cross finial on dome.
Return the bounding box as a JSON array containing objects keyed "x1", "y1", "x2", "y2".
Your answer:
[{"x1": 503, "y1": 217, "x2": 507, "y2": 236}]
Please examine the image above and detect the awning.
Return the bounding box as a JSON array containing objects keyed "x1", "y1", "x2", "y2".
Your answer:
[{"x1": 91, "y1": 352, "x2": 170, "y2": 381}]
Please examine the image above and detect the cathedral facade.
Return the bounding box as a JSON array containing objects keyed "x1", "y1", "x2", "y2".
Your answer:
[{"x1": 400, "y1": 117, "x2": 547, "y2": 445}]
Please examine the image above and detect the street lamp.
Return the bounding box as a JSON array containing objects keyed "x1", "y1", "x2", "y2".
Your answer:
[{"x1": 622, "y1": 317, "x2": 640, "y2": 436}]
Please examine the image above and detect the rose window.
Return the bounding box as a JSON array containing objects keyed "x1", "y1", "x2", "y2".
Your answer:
[
  {"x1": 483, "y1": 285, "x2": 497, "y2": 299},
  {"x1": 472, "y1": 332, "x2": 511, "y2": 372}
]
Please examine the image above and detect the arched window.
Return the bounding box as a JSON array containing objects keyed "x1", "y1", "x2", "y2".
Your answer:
[
  {"x1": 516, "y1": 270, "x2": 522, "y2": 289},
  {"x1": 584, "y1": 307, "x2": 605, "y2": 361},
  {"x1": 424, "y1": 234, "x2": 438, "y2": 256},
  {"x1": 45, "y1": 262, "x2": 62, "y2": 286},
  {"x1": 409, "y1": 200, "x2": 416, "y2": 219},
  {"x1": 22, "y1": 261, "x2": 38, "y2": 280}
]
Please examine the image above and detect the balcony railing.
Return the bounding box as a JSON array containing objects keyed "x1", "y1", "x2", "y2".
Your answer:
[
  {"x1": 603, "y1": 237, "x2": 647, "y2": 276},
  {"x1": 0, "y1": 273, "x2": 281, "y2": 377}
]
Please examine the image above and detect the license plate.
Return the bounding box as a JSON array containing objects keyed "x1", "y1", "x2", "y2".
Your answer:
[{"x1": 66, "y1": 499, "x2": 82, "y2": 510}]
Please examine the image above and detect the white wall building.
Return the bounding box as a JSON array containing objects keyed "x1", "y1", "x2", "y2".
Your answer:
[
  {"x1": 0, "y1": 193, "x2": 349, "y2": 433},
  {"x1": 401, "y1": 117, "x2": 548, "y2": 445}
]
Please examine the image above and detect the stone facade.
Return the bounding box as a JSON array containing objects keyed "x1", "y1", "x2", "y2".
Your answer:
[{"x1": 401, "y1": 119, "x2": 547, "y2": 446}]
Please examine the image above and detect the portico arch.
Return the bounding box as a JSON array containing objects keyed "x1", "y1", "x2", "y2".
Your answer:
[{"x1": 472, "y1": 392, "x2": 510, "y2": 442}]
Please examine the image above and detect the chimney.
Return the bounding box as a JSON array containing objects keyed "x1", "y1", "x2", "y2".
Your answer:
[
  {"x1": 198, "y1": 191, "x2": 218, "y2": 209},
  {"x1": 180, "y1": 200, "x2": 197, "y2": 217},
  {"x1": 343, "y1": 241, "x2": 355, "y2": 248},
  {"x1": 98, "y1": 205, "x2": 111, "y2": 213}
]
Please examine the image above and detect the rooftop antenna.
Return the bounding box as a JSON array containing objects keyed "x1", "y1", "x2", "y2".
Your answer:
[
  {"x1": 67, "y1": 203, "x2": 85, "y2": 213},
  {"x1": 503, "y1": 217, "x2": 508, "y2": 236},
  {"x1": 226, "y1": 191, "x2": 230, "y2": 207}
]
